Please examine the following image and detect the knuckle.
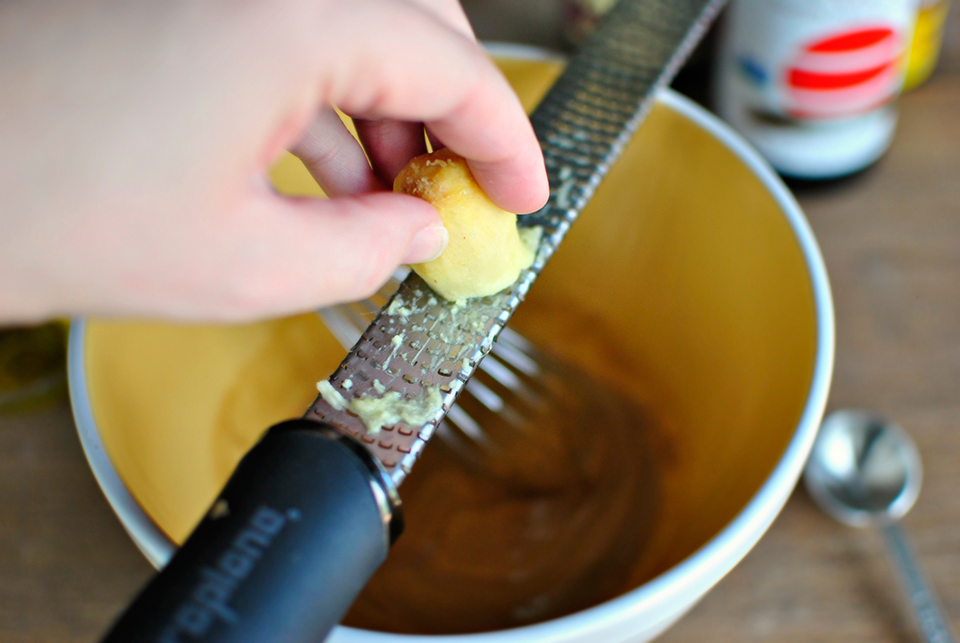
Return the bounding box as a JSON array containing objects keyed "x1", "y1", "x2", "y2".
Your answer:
[{"x1": 293, "y1": 134, "x2": 343, "y2": 170}]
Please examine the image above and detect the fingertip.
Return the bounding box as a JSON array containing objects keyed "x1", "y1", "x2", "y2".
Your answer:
[
  {"x1": 357, "y1": 190, "x2": 442, "y2": 228},
  {"x1": 223, "y1": 190, "x2": 445, "y2": 312},
  {"x1": 402, "y1": 222, "x2": 449, "y2": 264},
  {"x1": 515, "y1": 157, "x2": 550, "y2": 214},
  {"x1": 468, "y1": 153, "x2": 550, "y2": 215}
]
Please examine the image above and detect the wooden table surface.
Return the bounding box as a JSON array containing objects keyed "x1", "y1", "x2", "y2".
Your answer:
[{"x1": 3, "y1": 6, "x2": 960, "y2": 642}]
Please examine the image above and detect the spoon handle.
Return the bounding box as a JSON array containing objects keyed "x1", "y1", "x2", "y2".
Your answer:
[{"x1": 882, "y1": 522, "x2": 959, "y2": 643}]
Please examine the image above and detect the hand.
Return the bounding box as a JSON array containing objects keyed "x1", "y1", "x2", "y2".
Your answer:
[{"x1": 0, "y1": 0, "x2": 548, "y2": 323}]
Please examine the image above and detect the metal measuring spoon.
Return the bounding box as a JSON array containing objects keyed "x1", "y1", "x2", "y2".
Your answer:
[{"x1": 804, "y1": 409, "x2": 958, "y2": 643}]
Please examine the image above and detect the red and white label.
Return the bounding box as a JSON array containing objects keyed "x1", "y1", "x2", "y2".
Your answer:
[{"x1": 785, "y1": 26, "x2": 906, "y2": 118}]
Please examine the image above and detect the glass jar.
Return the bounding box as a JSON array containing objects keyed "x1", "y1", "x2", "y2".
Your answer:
[
  {"x1": 715, "y1": 0, "x2": 919, "y2": 179},
  {"x1": 904, "y1": 0, "x2": 951, "y2": 90}
]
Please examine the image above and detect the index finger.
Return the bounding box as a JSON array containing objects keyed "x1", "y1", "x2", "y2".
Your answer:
[{"x1": 316, "y1": 0, "x2": 549, "y2": 213}]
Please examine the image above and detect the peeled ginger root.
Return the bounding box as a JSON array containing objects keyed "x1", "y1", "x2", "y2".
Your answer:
[{"x1": 394, "y1": 149, "x2": 539, "y2": 302}]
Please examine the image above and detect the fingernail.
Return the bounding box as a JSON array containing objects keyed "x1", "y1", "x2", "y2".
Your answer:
[{"x1": 403, "y1": 224, "x2": 448, "y2": 264}]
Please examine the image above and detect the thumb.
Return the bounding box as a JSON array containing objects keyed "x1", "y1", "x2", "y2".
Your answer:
[{"x1": 213, "y1": 190, "x2": 446, "y2": 319}]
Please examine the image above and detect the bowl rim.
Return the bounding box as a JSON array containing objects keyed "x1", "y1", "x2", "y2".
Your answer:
[{"x1": 68, "y1": 43, "x2": 835, "y2": 642}]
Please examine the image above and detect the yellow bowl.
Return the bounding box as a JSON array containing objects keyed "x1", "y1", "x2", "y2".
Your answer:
[{"x1": 69, "y1": 44, "x2": 833, "y2": 642}]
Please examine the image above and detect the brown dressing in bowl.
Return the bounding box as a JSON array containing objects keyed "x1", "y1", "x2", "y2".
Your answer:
[{"x1": 345, "y1": 313, "x2": 664, "y2": 634}]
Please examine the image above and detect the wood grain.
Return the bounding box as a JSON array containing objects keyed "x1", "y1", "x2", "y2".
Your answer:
[{"x1": 0, "y1": 405, "x2": 152, "y2": 642}]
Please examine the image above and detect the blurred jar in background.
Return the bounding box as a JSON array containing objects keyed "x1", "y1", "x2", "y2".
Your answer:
[
  {"x1": 715, "y1": 0, "x2": 918, "y2": 180},
  {"x1": 561, "y1": 0, "x2": 617, "y2": 47},
  {"x1": 0, "y1": 322, "x2": 68, "y2": 413},
  {"x1": 904, "y1": 0, "x2": 951, "y2": 90}
]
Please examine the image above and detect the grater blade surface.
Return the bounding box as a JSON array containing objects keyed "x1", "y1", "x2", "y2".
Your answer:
[{"x1": 307, "y1": 0, "x2": 725, "y2": 486}]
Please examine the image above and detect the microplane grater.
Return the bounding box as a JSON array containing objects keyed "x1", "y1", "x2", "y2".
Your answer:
[{"x1": 308, "y1": 0, "x2": 725, "y2": 486}]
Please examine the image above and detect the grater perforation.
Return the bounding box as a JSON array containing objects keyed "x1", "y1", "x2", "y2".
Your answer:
[{"x1": 307, "y1": 0, "x2": 725, "y2": 486}]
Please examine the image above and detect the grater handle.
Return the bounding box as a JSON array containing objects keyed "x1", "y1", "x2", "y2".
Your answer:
[{"x1": 101, "y1": 420, "x2": 402, "y2": 643}]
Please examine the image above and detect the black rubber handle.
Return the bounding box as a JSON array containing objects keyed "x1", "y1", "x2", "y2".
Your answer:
[{"x1": 101, "y1": 419, "x2": 402, "y2": 643}]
